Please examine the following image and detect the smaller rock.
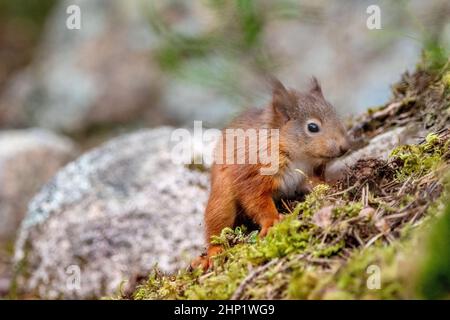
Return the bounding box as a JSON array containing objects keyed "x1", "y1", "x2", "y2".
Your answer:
[{"x1": 0, "y1": 129, "x2": 77, "y2": 241}]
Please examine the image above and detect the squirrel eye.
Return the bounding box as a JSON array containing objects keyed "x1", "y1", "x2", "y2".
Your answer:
[{"x1": 307, "y1": 122, "x2": 320, "y2": 133}]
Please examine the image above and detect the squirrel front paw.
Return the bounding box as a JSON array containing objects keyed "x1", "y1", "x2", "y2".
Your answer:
[
  {"x1": 259, "y1": 214, "x2": 284, "y2": 237},
  {"x1": 190, "y1": 245, "x2": 224, "y2": 271}
]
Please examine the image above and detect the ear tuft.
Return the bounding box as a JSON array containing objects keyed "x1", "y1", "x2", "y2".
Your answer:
[{"x1": 309, "y1": 77, "x2": 323, "y2": 97}]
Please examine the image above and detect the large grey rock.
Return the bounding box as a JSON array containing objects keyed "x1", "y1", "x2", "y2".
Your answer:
[
  {"x1": 0, "y1": 129, "x2": 76, "y2": 241},
  {"x1": 14, "y1": 127, "x2": 210, "y2": 299}
]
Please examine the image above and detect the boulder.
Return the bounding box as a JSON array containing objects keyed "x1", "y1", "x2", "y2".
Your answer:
[
  {"x1": 14, "y1": 127, "x2": 210, "y2": 299},
  {"x1": 0, "y1": 129, "x2": 76, "y2": 241}
]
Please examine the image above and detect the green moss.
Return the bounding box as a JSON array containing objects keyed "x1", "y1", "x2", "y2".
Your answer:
[
  {"x1": 132, "y1": 174, "x2": 447, "y2": 299},
  {"x1": 337, "y1": 173, "x2": 450, "y2": 300},
  {"x1": 390, "y1": 133, "x2": 449, "y2": 181},
  {"x1": 336, "y1": 244, "x2": 405, "y2": 299},
  {"x1": 287, "y1": 241, "x2": 411, "y2": 300},
  {"x1": 333, "y1": 202, "x2": 363, "y2": 218},
  {"x1": 419, "y1": 43, "x2": 449, "y2": 72},
  {"x1": 314, "y1": 240, "x2": 345, "y2": 258},
  {"x1": 443, "y1": 72, "x2": 450, "y2": 89},
  {"x1": 293, "y1": 184, "x2": 330, "y2": 217},
  {"x1": 287, "y1": 229, "x2": 427, "y2": 300},
  {"x1": 288, "y1": 268, "x2": 327, "y2": 299},
  {"x1": 249, "y1": 219, "x2": 310, "y2": 262}
]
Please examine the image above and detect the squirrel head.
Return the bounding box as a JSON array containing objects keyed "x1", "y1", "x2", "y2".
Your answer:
[{"x1": 269, "y1": 77, "x2": 350, "y2": 164}]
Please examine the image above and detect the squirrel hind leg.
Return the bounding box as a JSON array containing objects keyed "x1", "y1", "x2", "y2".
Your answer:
[
  {"x1": 204, "y1": 185, "x2": 237, "y2": 243},
  {"x1": 193, "y1": 181, "x2": 236, "y2": 271}
]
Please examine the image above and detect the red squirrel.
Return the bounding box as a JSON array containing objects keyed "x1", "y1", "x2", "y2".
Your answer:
[{"x1": 193, "y1": 77, "x2": 350, "y2": 270}]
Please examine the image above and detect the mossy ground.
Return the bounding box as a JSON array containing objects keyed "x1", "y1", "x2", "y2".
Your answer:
[{"x1": 128, "y1": 57, "x2": 450, "y2": 300}]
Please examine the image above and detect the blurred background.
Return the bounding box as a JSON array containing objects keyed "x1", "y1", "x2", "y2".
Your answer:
[
  {"x1": 0, "y1": 0, "x2": 449, "y2": 298},
  {"x1": 1, "y1": 0, "x2": 450, "y2": 134}
]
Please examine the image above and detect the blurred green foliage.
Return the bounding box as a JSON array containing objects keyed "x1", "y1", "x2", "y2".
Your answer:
[
  {"x1": 145, "y1": 0, "x2": 450, "y2": 108},
  {"x1": 421, "y1": 41, "x2": 449, "y2": 71},
  {"x1": 0, "y1": 0, "x2": 57, "y2": 33},
  {"x1": 147, "y1": 0, "x2": 282, "y2": 73},
  {"x1": 145, "y1": 0, "x2": 301, "y2": 105},
  {"x1": 234, "y1": 0, "x2": 264, "y2": 48},
  {"x1": 0, "y1": 0, "x2": 57, "y2": 88},
  {"x1": 417, "y1": 197, "x2": 450, "y2": 299}
]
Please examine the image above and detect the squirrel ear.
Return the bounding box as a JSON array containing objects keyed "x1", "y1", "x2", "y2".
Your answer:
[
  {"x1": 271, "y1": 77, "x2": 296, "y2": 122},
  {"x1": 309, "y1": 77, "x2": 324, "y2": 97}
]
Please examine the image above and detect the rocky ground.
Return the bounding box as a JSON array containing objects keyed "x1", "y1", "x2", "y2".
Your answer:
[{"x1": 128, "y1": 59, "x2": 450, "y2": 300}]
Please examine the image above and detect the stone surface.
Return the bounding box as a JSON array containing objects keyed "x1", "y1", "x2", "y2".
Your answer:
[
  {"x1": 0, "y1": 129, "x2": 76, "y2": 241},
  {"x1": 325, "y1": 126, "x2": 418, "y2": 182},
  {"x1": 14, "y1": 127, "x2": 210, "y2": 299}
]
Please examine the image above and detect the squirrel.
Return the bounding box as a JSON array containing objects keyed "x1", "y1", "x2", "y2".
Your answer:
[{"x1": 192, "y1": 77, "x2": 350, "y2": 270}]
